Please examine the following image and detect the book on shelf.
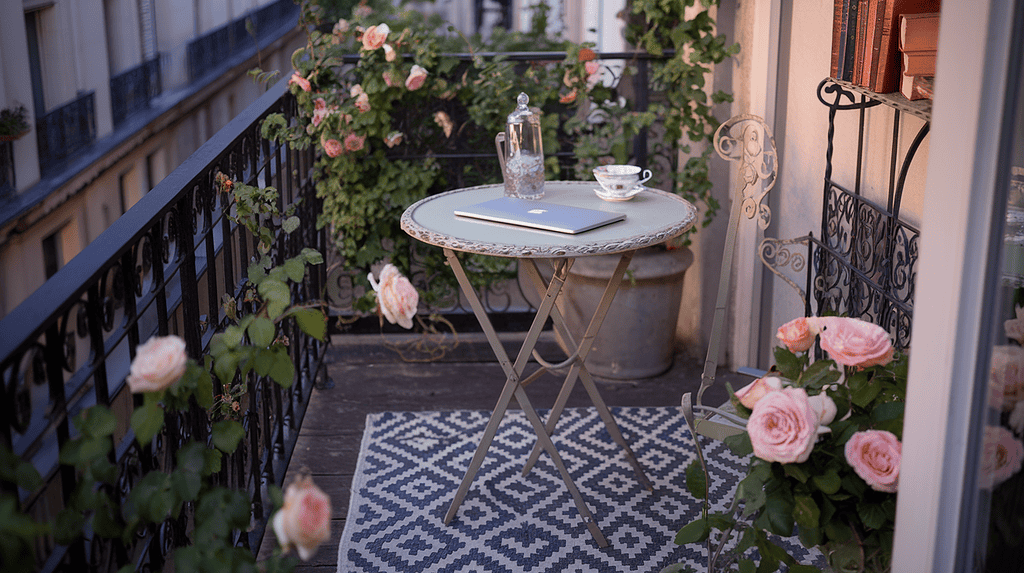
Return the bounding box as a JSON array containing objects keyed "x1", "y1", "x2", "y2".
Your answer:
[
  {"x1": 842, "y1": 0, "x2": 859, "y2": 81},
  {"x1": 853, "y1": 0, "x2": 869, "y2": 84},
  {"x1": 872, "y1": 0, "x2": 941, "y2": 93},
  {"x1": 899, "y1": 11, "x2": 939, "y2": 52},
  {"x1": 902, "y1": 50, "x2": 936, "y2": 76},
  {"x1": 860, "y1": 0, "x2": 887, "y2": 88},
  {"x1": 831, "y1": 0, "x2": 844, "y2": 79},
  {"x1": 900, "y1": 74, "x2": 933, "y2": 101}
]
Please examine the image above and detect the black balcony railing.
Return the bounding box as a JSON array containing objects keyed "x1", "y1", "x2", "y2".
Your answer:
[
  {"x1": 110, "y1": 57, "x2": 162, "y2": 127},
  {"x1": 0, "y1": 77, "x2": 325, "y2": 572},
  {"x1": 187, "y1": 0, "x2": 299, "y2": 83},
  {"x1": 36, "y1": 91, "x2": 96, "y2": 169}
]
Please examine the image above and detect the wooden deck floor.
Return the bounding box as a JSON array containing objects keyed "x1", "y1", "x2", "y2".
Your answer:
[{"x1": 258, "y1": 331, "x2": 744, "y2": 571}]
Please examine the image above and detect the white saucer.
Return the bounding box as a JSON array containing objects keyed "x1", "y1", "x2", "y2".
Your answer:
[{"x1": 595, "y1": 185, "x2": 645, "y2": 202}]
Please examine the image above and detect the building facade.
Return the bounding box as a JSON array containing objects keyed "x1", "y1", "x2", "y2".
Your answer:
[{"x1": 0, "y1": 0, "x2": 304, "y2": 318}]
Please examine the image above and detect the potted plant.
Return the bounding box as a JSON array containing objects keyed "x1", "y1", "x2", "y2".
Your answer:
[
  {"x1": 528, "y1": 0, "x2": 739, "y2": 379},
  {"x1": 0, "y1": 105, "x2": 30, "y2": 141}
]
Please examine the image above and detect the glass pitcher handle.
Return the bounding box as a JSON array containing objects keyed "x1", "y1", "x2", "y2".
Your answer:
[{"x1": 495, "y1": 132, "x2": 506, "y2": 175}]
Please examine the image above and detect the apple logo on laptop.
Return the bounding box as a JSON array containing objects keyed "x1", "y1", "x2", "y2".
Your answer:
[{"x1": 528, "y1": 209, "x2": 547, "y2": 214}]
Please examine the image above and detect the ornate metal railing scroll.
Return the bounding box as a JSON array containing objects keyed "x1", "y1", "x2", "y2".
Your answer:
[
  {"x1": 759, "y1": 235, "x2": 815, "y2": 314},
  {"x1": 0, "y1": 77, "x2": 325, "y2": 572},
  {"x1": 697, "y1": 115, "x2": 778, "y2": 407},
  {"x1": 807, "y1": 79, "x2": 926, "y2": 351}
]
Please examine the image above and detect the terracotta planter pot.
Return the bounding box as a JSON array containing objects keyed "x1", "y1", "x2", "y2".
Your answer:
[{"x1": 524, "y1": 245, "x2": 694, "y2": 380}]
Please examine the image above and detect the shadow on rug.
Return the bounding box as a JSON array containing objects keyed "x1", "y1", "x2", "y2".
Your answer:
[{"x1": 337, "y1": 406, "x2": 820, "y2": 572}]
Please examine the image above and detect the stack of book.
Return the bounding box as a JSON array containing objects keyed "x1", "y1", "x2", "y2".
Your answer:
[
  {"x1": 830, "y1": 0, "x2": 940, "y2": 97},
  {"x1": 898, "y1": 12, "x2": 938, "y2": 100}
]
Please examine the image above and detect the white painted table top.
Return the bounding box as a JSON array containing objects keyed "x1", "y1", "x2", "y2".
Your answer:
[{"x1": 400, "y1": 181, "x2": 697, "y2": 258}]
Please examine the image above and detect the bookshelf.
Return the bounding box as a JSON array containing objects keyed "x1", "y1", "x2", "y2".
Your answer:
[{"x1": 828, "y1": 78, "x2": 931, "y2": 122}]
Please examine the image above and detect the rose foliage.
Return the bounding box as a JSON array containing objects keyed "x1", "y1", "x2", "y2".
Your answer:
[{"x1": 676, "y1": 317, "x2": 908, "y2": 573}]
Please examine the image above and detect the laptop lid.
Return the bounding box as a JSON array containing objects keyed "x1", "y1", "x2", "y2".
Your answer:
[{"x1": 453, "y1": 197, "x2": 625, "y2": 235}]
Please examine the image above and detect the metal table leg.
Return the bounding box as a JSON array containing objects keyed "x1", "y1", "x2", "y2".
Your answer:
[
  {"x1": 439, "y1": 249, "x2": 609, "y2": 547},
  {"x1": 519, "y1": 254, "x2": 653, "y2": 491}
]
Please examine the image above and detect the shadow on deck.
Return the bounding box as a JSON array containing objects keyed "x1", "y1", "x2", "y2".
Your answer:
[{"x1": 259, "y1": 331, "x2": 744, "y2": 571}]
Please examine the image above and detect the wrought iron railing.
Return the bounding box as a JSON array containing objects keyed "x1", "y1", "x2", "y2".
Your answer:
[
  {"x1": 110, "y1": 57, "x2": 162, "y2": 127},
  {"x1": 187, "y1": 0, "x2": 299, "y2": 82},
  {"x1": 36, "y1": 91, "x2": 96, "y2": 169},
  {"x1": 0, "y1": 77, "x2": 325, "y2": 571}
]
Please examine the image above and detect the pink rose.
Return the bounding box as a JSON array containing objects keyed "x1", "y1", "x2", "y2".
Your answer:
[
  {"x1": 434, "y1": 111, "x2": 453, "y2": 138},
  {"x1": 585, "y1": 60, "x2": 600, "y2": 76},
  {"x1": 747, "y1": 387, "x2": 819, "y2": 464},
  {"x1": 776, "y1": 317, "x2": 818, "y2": 353},
  {"x1": 817, "y1": 317, "x2": 894, "y2": 368},
  {"x1": 405, "y1": 65, "x2": 428, "y2": 91},
  {"x1": 989, "y1": 345, "x2": 1024, "y2": 411},
  {"x1": 981, "y1": 425, "x2": 1024, "y2": 488},
  {"x1": 322, "y1": 136, "x2": 342, "y2": 157},
  {"x1": 845, "y1": 430, "x2": 901, "y2": 493},
  {"x1": 354, "y1": 92, "x2": 370, "y2": 112},
  {"x1": 127, "y1": 335, "x2": 188, "y2": 393},
  {"x1": 353, "y1": 3, "x2": 373, "y2": 18},
  {"x1": 383, "y1": 43, "x2": 396, "y2": 62},
  {"x1": 361, "y1": 23, "x2": 390, "y2": 51},
  {"x1": 312, "y1": 98, "x2": 328, "y2": 127},
  {"x1": 333, "y1": 18, "x2": 349, "y2": 36},
  {"x1": 288, "y1": 72, "x2": 311, "y2": 92},
  {"x1": 272, "y1": 476, "x2": 331, "y2": 560},
  {"x1": 1007, "y1": 305, "x2": 1024, "y2": 343},
  {"x1": 383, "y1": 71, "x2": 397, "y2": 87},
  {"x1": 368, "y1": 264, "x2": 418, "y2": 329},
  {"x1": 344, "y1": 133, "x2": 365, "y2": 152},
  {"x1": 734, "y1": 375, "x2": 782, "y2": 410}
]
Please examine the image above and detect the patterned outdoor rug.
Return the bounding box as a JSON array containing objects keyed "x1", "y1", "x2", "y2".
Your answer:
[{"x1": 337, "y1": 406, "x2": 822, "y2": 572}]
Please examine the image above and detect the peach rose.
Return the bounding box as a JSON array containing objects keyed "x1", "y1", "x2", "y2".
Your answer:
[
  {"x1": 312, "y1": 98, "x2": 328, "y2": 127},
  {"x1": 734, "y1": 375, "x2": 782, "y2": 410},
  {"x1": 333, "y1": 18, "x2": 349, "y2": 36},
  {"x1": 776, "y1": 317, "x2": 819, "y2": 353},
  {"x1": 322, "y1": 137, "x2": 342, "y2": 157},
  {"x1": 354, "y1": 92, "x2": 370, "y2": 112},
  {"x1": 361, "y1": 23, "x2": 390, "y2": 51},
  {"x1": 981, "y1": 425, "x2": 1024, "y2": 488},
  {"x1": 272, "y1": 476, "x2": 331, "y2": 560},
  {"x1": 585, "y1": 60, "x2": 600, "y2": 76},
  {"x1": 288, "y1": 72, "x2": 311, "y2": 92},
  {"x1": 344, "y1": 133, "x2": 365, "y2": 152},
  {"x1": 747, "y1": 387, "x2": 820, "y2": 464},
  {"x1": 434, "y1": 111, "x2": 453, "y2": 137},
  {"x1": 405, "y1": 65, "x2": 428, "y2": 91},
  {"x1": 383, "y1": 43, "x2": 396, "y2": 62},
  {"x1": 845, "y1": 430, "x2": 901, "y2": 493},
  {"x1": 368, "y1": 264, "x2": 418, "y2": 329},
  {"x1": 559, "y1": 89, "x2": 578, "y2": 104},
  {"x1": 989, "y1": 345, "x2": 1024, "y2": 411},
  {"x1": 127, "y1": 335, "x2": 188, "y2": 393},
  {"x1": 817, "y1": 317, "x2": 894, "y2": 368},
  {"x1": 384, "y1": 131, "x2": 404, "y2": 148}
]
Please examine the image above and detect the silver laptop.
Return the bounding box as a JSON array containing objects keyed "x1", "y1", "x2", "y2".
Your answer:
[{"x1": 454, "y1": 197, "x2": 625, "y2": 234}]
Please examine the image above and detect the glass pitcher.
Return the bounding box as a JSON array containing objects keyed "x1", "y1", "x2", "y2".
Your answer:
[{"x1": 495, "y1": 92, "x2": 545, "y2": 199}]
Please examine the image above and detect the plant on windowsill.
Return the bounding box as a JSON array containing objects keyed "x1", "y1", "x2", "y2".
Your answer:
[{"x1": 0, "y1": 105, "x2": 30, "y2": 141}]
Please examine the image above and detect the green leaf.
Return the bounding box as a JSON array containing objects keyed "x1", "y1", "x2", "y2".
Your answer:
[
  {"x1": 674, "y1": 518, "x2": 710, "y2": 544},
  {"x1": 80, "y1": 406, "x2": 117, "y2": 438},
  {"x1": 848, "y1": 372, "x2": 882, "y2": 408},
  {"x1": 213, "y1": 350, "x2": 241, "y2": 387},
  {"x1": 797, "y1": 525, "x2": 823, "y2": 548},
  {"x1": 284, "y1": 257, "x2": 305, "y2": 282},
  {"x1": 211, "y1": 420, "x2": 246, "y2": 453},
  {"x1": 798, "y1": 359, "x2": 841, "y2": 389},
  {"x1": 871, "y1": 401, "x2": 904, "y2": 423},
  {"x1": 738, "y1": 559, "x2": 756, "y2": 573},
  {"x1": 857, "y1": 502, "x2": 887, "y2": 530},
  {"x1": 783, "y1": 463, "x2": 810, "y2": 483},
  {"x1": 790, "y1": 565, "x2": 823, "y2": 573},
  {"x1": 53, "y1": 508, "x2": 86, "y2": 544},
  {"x1": 203, "y1": 449, "x2": 222, "y2": 476},
  {"x1": 171, "y1": 471, "x2": 202, "y2": 505},
  {"x1": 812, "y1": 469, "x2": 842, "y2": 494},
  {"x1": 292, "y1": 308, "x2": 327, "y2": 341},
  {"x1": 269, "y1": 349, "x2": 295, "y2": 388},
  {"x1": 684, "y1": 461, "x2": 707, "y2": 500},
  {"x1": 764, "y1": 490, "x2": 795, "y2": 536},
  {"x1": 724, "y1": 431, "x2": 753, "y2": 457},
  {"x1": 793, "y1": 493, "x2": 821, "y2": 529},
  {"x1": 223, "y1": 325, "x2": 245, "y2": 349},
  {"x1": 131, "y1": 402, "x2": 164, "y2": 446},
  {"x1": 248, "y1": 316, "x2": 276, "y2": 348},
  {"x1": 193, "y1": 364, "x2": 214, "y2": 409},
  {"x1": 282, "y1": 216, "x2": 300, "y2": 233},
  {"x1": 14, "y1": 460, "x2": 44, "y2": 492},
  {"x1": 301, "y1": 247, "x2": 324, "y2": 265},
  {"x1": 258, "y1": 279, "x2": 291, "y2": 319},
  {"x1": 773, "y1": 346, "x2": 803, "y2": 380}
]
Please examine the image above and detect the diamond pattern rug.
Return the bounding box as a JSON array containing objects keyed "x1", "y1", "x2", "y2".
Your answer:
[{"x1": 337, "y1": 406, "x2": 822, "y2": 572}]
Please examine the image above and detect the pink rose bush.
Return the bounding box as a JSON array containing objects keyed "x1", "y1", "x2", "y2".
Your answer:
[
  {"x1": 682, "y1": 316, "x2": 907, "y2": 572},
  {"x1": 127, "y1": 335, "x2": 188, "y2": 393},
  {"x1": 361, "y1": 23, "x2": 390, "y2": 51},
  {"x1": 368, "y1": 263, "x2": 418, "y2": 329},
  {"x1": 405, "y1": 65, "x2": 428, "y2": 91},
  {"x1": 272, "y1": 475, "x2": 332, "y2": 560}
]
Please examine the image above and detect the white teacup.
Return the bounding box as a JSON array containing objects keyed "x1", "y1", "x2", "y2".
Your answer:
[{"x1": 593, "y1": 165, "x2": 653, "y2": 198}]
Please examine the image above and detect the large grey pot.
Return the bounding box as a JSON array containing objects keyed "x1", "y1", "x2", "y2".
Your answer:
[{"x1": 525, "y1": 245, "x2": 694, "y2": 380}]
